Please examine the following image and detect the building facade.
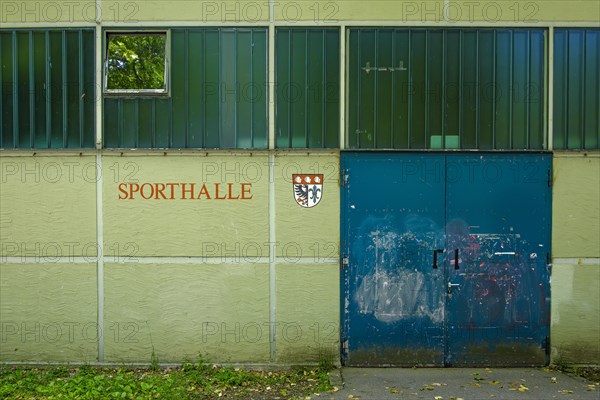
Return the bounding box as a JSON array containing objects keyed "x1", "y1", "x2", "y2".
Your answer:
[{"x1": 0, "y1": 0, "x2": 598, "y2": 366}]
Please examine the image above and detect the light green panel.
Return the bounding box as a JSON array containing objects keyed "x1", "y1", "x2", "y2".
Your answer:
[
  {"x1": 274, "y1": 1, "x2": 444, "y2": 22},
  {"x1": 275, "y1": 154, "x2": 340, "y2": 259},
  {"x1": 0, "y1": 156, "x2": 97, "y2": 258},
  {"x1": 1, "y1": 0, "x2": 96, "y2": 23},
  {"x1": 103, "y1": 1, "x2": 268, "y2": 22},
  {"x1": 275, "y1": 263, "x2": 340, "y2": 363},
  {"x1": 551, "y1": 261, "x2": 600, "y2": 364},
  {"x1": 104, "y1": 263, "x2": 270, "y2": 363},
  {"x1": 552, "y1": 155, "x2": 600, "y2": 258},
  {"x1": 449, "y1": 1, "x2": 600, "y2": 22},
  {"x1": 0, "y1": 264, "x2": 98, "y2": 362},
  {"x1": 103, "y1": 155, "x2": 269, "y2": 257}
]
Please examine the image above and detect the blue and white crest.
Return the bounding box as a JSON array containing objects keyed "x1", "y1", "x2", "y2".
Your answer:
[{"x1": 292, "y1": 174, "x2": 323, "y2": 208}]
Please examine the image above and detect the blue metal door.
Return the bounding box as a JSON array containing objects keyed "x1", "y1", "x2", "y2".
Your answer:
[
  {"x1": 341, "y1": 153, "x2": 447, "y2": 366},
  {"x1": 341, "y1": 152, "x2": 552, "y2": 367},
  {"x1": 444, "y1": 153, "x2": 552, "y2": 366}
]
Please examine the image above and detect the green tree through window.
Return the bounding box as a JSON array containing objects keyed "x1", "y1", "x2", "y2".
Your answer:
[{"x1": 106, "y1": 33, "x2": 167, "y2": 91}]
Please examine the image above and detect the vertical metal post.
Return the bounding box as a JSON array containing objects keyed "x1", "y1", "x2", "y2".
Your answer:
[
  {"x1": 547, "y1": 26, "x2": 554, "y2": 151},
  {"x1": 340, "y1": 25, "x2": 346, "y2": 150}
]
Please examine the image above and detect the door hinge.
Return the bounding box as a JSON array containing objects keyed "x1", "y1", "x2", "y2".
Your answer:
[
  {"x1": 342, "y1": 255, "x2": 349, "y2": 269},
  {"x1": 341, "y1": 170, "x2": 349, "y2": 188},
  {"x1": 547, "y1": 169, "x2": 553, "y2": 187}
]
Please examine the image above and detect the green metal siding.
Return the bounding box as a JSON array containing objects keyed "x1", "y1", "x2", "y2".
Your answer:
[
  {"x1": 0, "y1": 29, "x2": 95, "y2": 149},
  {"x1": 553, "y1": 29, "x2": 600, "y2": 150},
  {"x1": 347, "y1": 28, "x2": 546, "y2": 150},
  {"x1": 103, "y1": 28, "x2": 268, "y2": 149},
  {"x1": 276, "y1": 28, "x2": 340, "y2": 149}
]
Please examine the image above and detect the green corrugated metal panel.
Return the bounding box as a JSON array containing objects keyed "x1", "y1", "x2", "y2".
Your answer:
[
  {"x1": 553, "y1": 29, "x2": 599, "y2": 150},
  {"x1": 347, "y1": 28, "x2": 546, "y2": 150},
  {"x1": 276, "y1": 28, "x2": 340, "y2": 149},
  {"x1": 0, "y1": 29, "x2": 95, "y2": 149},
  {"x1": 103, "y1": 28, "x2": 268, "y2": 149}
]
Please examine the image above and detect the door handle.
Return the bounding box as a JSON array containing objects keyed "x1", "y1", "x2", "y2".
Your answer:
[
  {"x1": 454, "y1": 249, "x2": 460, "y2": 270},
  {"x1": 432, "y1": 249, "x2": 444, "y2": 269},
  {"x1": 448, "y1": 282, "x2": 460, "y2": 288}
]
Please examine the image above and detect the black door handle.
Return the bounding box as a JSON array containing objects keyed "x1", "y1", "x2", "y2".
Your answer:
[
  {"x1": 432, "y1": 249, "x2": 444, "y2": 269},
  {"x1": 454, "y1": 249, "x2": 460, "y2": 270}
]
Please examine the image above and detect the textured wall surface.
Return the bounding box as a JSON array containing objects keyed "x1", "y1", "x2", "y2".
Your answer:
[
  {"x1": 551, "y1": 154, "x2": 600, "y2": 365},
  {"x1": 0, "y1": 263, "x2": 98, "y2": 362},
  {"x1": 104, "y1": 263, "x2": 270, "y2": 363},
  {"x1": 552, "y1": 155, "x2": 600, "y2": 258}
]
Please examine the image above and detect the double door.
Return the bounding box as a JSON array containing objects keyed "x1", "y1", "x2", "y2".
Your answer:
[{"x1": 341, "y1": 152, "x2": 552, "y2": 366}]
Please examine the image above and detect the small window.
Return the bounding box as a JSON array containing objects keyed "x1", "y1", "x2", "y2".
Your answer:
[{"x1": 104, "y1": 31, "x2": 169, "y2": 95}]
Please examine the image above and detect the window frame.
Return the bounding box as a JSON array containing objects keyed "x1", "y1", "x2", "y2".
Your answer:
[{"x1": 103, "y1": 29, "x2": 171, "y2": 97}]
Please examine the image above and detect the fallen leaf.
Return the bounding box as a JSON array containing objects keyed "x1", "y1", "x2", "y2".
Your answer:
[
  {"x1": 434, "y1": 396, "x2": 443, "y2": 400},
  {"x1": 390, "y1": 389, "x2": 398, "y2": 393},
  {"x1": 518, "y1": 384, "x2": 529, "y2": 392},
  {"x1": 489, "y1": 380, "x2": 501, "y2": 385},
  {"x1": 551, "y1": 377, "x2": 557, "y2": 383},
  {"x1": 558, "y1": 390, "x2": 574, "y2": 394},
  {"x1": 432, "y1": 383, "x2": 443, "y2": 386}
]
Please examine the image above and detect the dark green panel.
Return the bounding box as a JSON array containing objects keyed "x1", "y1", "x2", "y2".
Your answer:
[
  {"x1": 82, "y1": 30, "x2": 95, "y2": 148},
  {"x1": 478, "y1": 31, "x2": 494, "y2": 149},
  {"x1": 290, "y1": 30, "x2": 307, "y2": 148},
  {"x1": 220, "y1": 30, "x2": 237, "y2": 148},
  {"x1": 17, "y1": 32, "x2": 30, "y2": 148},
  {"x1": 33, "y1": 32, "x2": 46, "y2": 148},
  {"x1": 251, "y1": 30, "x2": 267, "y2": 149},
  {"x1": 461, "y1": 30, "x2": 477, "y2": 149},
  {"x1": 307, "y1": 29, "x2": 324, "y2": 148},
  {"x1": 529, "y1": 31, "x2": 544, "y2": 149},
  {"x1": 583, "y1": 30, "x2": 599, "y2": 149},
  {"x1": 103, "y1": 99, "x2": 119, "y2": 147},
  {"x1": 49, "y1": 31, "x2": 64, "y2": 149},
  {"x1": 410, "y1": 30, "x2": 426, "y2": 149},
  {"x1": 392, "y1": 30, "x2": 410, "y2": 149},
  {"x1": 121, "y1": 99, "x2": 138, "y2": 147},
  {"x1": 427, "y1": 30, "x2": 443, "y2": 148},
  {"x1": 567, "y1": 30, "x2": 584, "y2": 149},
  {"x1": 204, "y1": 30, "x2": 220, "y2": 148},
  {"x1": 66, "y1": 31, "x2": 81, "y2": 148},
  {"x1": 1, "y1": 32, "x2": 14, "y2": 148},
  {"x1": 187, "y1": 31, "x2": 204, "y2": 148},
  {"x1": 276, "y1": 29, "x2": 291, "y2": 148},
  {"x1": 171, "y1": 30, "x2": 187, "y2": 148},
  {"x1": 359, "y1": 30, "x2": 376, "y2": 148},
  {"x1": 154, "y1": 99, "x2": 171, "y2": 148},
  {"x1": 495, "y1": 30, "x2": 512, "y2": 149},
  {"x1": 347, "y1": 30, "x2": 359, "y2": 148},
  {"x1": 512, "y1": 31, "x2": 529, "y2": 149},
  {"x1": 376, "y1": 30, "x2": 393, "y2": 148},
  {"x1": 324, "y1": 29, "x2": 340, "y2": 149},
  {"x1": 236, "y1": 30, "x2": 253, "y2": 148},
  {"x1": 553, "y1": 30, "x2": 567, "y2": 150},
  {"x1": 138, "y1": 99, "x2": 154, "y2": 147},
  {"x1": 445, "y1": 31, "x2": 460, "y2": 144}
]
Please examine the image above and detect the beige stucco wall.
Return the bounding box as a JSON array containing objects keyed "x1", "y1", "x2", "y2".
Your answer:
[
  {"x1": 3, "y1": 0, "x2": 598, "y2": 24},
  {"x1": 551, "y1": 153, "x2": 600, "y2": 365},
  {"x1": 0, "y1": 263, "x2": 98, "y2": 362}
]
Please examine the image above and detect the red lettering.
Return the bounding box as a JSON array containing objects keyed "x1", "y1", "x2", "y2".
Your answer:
[
  {"x1": 197, "y1": 184, "x2": 211, "y2": 200},
  {"x1": 241, "y1": 183, "x2": 253, "y2": 200},
  {"x1": 155, "y1": 183, "x2": 167, "y2": 200},
  {"x1": 181, "y1": 183, "x2": 195, "y2": 200},
  {"x1": 165, "y1": 183, "x2": 178, "y2": 200},
  {"x1": 227, "y1": 183, "x2": 240, "y2": 200},
  {"x1": 140, "y1": 183, "x2": 154, "y2": 199},
  {"x1": 118, "y1": 183, "x2": 129, "y2": 200},
  {"x1": 129, "y1": 183, "x2": 140, "y2": 200},
  {"x1": 214, "y1": 183, "x2": 227, "y2": 200}
]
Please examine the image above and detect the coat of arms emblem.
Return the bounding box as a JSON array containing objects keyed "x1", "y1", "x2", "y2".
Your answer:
[{"x1": 292, "y1": 174, "x2": 323, "y2": 208}]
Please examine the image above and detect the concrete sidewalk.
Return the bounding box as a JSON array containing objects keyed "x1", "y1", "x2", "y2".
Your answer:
[{"x1": 324, "y1": 368, "x2": 599, "y2": 400}]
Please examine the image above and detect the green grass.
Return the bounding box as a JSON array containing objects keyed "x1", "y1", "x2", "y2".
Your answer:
[{"x1": 0, "y1": 359, "x2": 334, "y2": 400}]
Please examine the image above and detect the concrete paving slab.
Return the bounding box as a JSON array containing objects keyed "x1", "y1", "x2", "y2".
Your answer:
[{"x1": 323, "y1": 368, "x2": 599, "y2": 400}]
